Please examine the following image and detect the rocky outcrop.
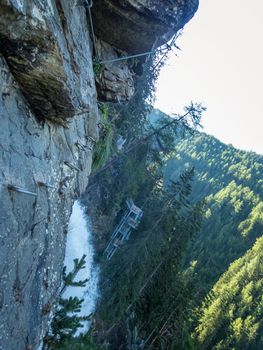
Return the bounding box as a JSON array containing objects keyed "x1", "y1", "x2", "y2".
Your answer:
[
  {"x1": 0, "y1": 1, "x2": 99, "y2": 349},
  {"x1": 95, "y1": 40, "x2": 135, "y2": 102},
  {"x1": 91, "y1": 0, "x2": 199, "y2": 102},
  {"x1": 0, "y1": 0, "x2": 99, "y2": 122},
  {"x1": 91, "y1": 0, "x2": 199, "y2": 54}
]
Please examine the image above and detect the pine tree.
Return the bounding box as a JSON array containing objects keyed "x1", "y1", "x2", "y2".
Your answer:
[{"x1": 46, "y1": 255, "x2": 97, "y2": 349}]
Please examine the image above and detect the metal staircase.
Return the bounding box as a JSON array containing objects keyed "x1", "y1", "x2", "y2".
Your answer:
[{"x1": 104, "y1": 198, "x2": 143, "y2": 260}]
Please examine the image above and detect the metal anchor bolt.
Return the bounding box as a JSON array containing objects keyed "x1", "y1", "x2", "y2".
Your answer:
[
  {"x1": 64, "y1": 161, "x2": 81, "y2": 172},
  {"x1": 7, "y1": 184, "x2": 37, "y2": 197}
]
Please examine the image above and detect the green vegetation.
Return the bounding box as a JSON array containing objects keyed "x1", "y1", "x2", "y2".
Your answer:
[
  {"x1": 93, "y1": 63, "x2": 104, "y2": 77},
  {"x1": 46, "y1": 255, "x2": 102, "y2": 350},
  {"x1": 165, "y1": 131, "x2": 263, "y2": 292},
  {"x1": 89, "y1": 35, "x2": 263, "y2": 349},
  {"x1": 62, "y1": 255, "x2": 89, "y2": 290},
  {"x1": 195, "y1": 235, "x2": 263, "y2": 350},
  {"x1": 97, "y1": 166, "x2": 205, "y2": 348},
  {"x1": 162, "y1": 128, "x2": 263, "y2": 349},
  {"x1": 46, "y1": 330, "x2": 102, "y2": 350},
  {"x1": 90, "y1": 109, "x2": 263, "y2": 349},
  {"x1": 87, "y1": 103, "x2": 205, "y2": 349},
  {"x1": 92, "y1": 103, "x2": 114, "y2": 172}
]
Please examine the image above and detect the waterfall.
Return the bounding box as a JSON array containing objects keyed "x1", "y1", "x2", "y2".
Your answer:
[{"x1": 62, "y1": 200, "x2": 100, "y2": 335}]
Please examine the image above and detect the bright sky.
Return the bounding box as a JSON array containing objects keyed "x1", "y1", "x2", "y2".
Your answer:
[{"x1": 155, "y1": 0, "x2": 263, "y2": 155}]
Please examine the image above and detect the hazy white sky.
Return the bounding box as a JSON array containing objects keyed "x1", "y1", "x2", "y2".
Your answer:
[{"x1": 155, "y1": 0, "x2": 263, "y2": 154}]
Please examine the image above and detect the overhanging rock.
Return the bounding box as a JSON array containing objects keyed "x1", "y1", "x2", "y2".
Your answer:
[
  {"x1": 91, "y1": 0, "x2": 199, "y2": 54},
  {"x1": 0, "y1": 0, "x2": 98, "y2": 122}
]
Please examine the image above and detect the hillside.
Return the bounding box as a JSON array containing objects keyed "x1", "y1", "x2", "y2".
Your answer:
[
  {"x1": 160, "y1": 128, "x2": 262, "y2": 349},
  {"x1": 80, "y1": 104, "x2": 263, "y2": 349},
  {"x1": 195, "y1": 235, "x2": 263, "y2": 350},
  {"x1": 165, "y1": 131, "x2": 263, "y2": 292}
]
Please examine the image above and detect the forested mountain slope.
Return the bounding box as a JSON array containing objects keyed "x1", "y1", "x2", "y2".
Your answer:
[
  {"x1": 165, "y1": 131, "x2": 263, "y2": 292},
  {"x1": 86, "y1": 106, "x2": 262, "y2": 348},
  {"x1": 83, "y1": 100, "x2": 205, "y2": 349},
  {"x1": 195, "y1": 235, "x2": 263, "y2": 350}
]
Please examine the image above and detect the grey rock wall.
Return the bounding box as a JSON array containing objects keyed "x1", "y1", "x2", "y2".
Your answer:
[
  {"x1": 91, "y1": 0, "x2": 199, "y2": 102},
  {"x1": 0, "y1": 0, "x2": 99, "y2": 123},
  {"x1": 0, "y1": 1, "x2": 99, "y2": 349},
  {"x1": 91, "y1": 0, "x2": 199, "y2": 53},
  {"x1": 95, "y1": 40, "x2": 135, "y2": 102}
]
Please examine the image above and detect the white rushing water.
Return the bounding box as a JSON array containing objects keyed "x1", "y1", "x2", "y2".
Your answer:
[{"x1": 62, "y1": 200, "x2": 100, "y2": 335}]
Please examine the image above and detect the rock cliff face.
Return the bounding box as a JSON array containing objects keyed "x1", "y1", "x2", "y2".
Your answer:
[
  {"x1": 0, "y1": 0, "x2": 100, "y2": 123},
  {"x1": 91, "y1": 0, "x2": 199, "y2": 53},
  {"x1": 0, "y1": 1, "x2": 99, "y2": 349},
  {"x1": 92, "y1": 0, "x2": 199, "y2": 102},
  {"x1": 0, "y1": 0, "x2": 198, "y2": 349},
  {"x1": 95, "y1": 39, "x2": 135, "y2": 102}
]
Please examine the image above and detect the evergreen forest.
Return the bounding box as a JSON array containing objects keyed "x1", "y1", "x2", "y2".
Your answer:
[
  {"x1": 83, "y1": 104, "x2": 263, "y2": 349},
  {"x1": 49, "y1": 101, "x2": 263, "y2": 349},
  {"x1": 164, "y1": 121, "x2": 263, "y2": 349}
]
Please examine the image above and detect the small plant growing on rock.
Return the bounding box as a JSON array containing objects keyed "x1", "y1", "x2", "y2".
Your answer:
[
  {"x1": 93, "y1": 63, "x2": 104, "y2": 78},
  {"x1": 92, "y1": 103, "x2": 114, "y2": 172}
]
